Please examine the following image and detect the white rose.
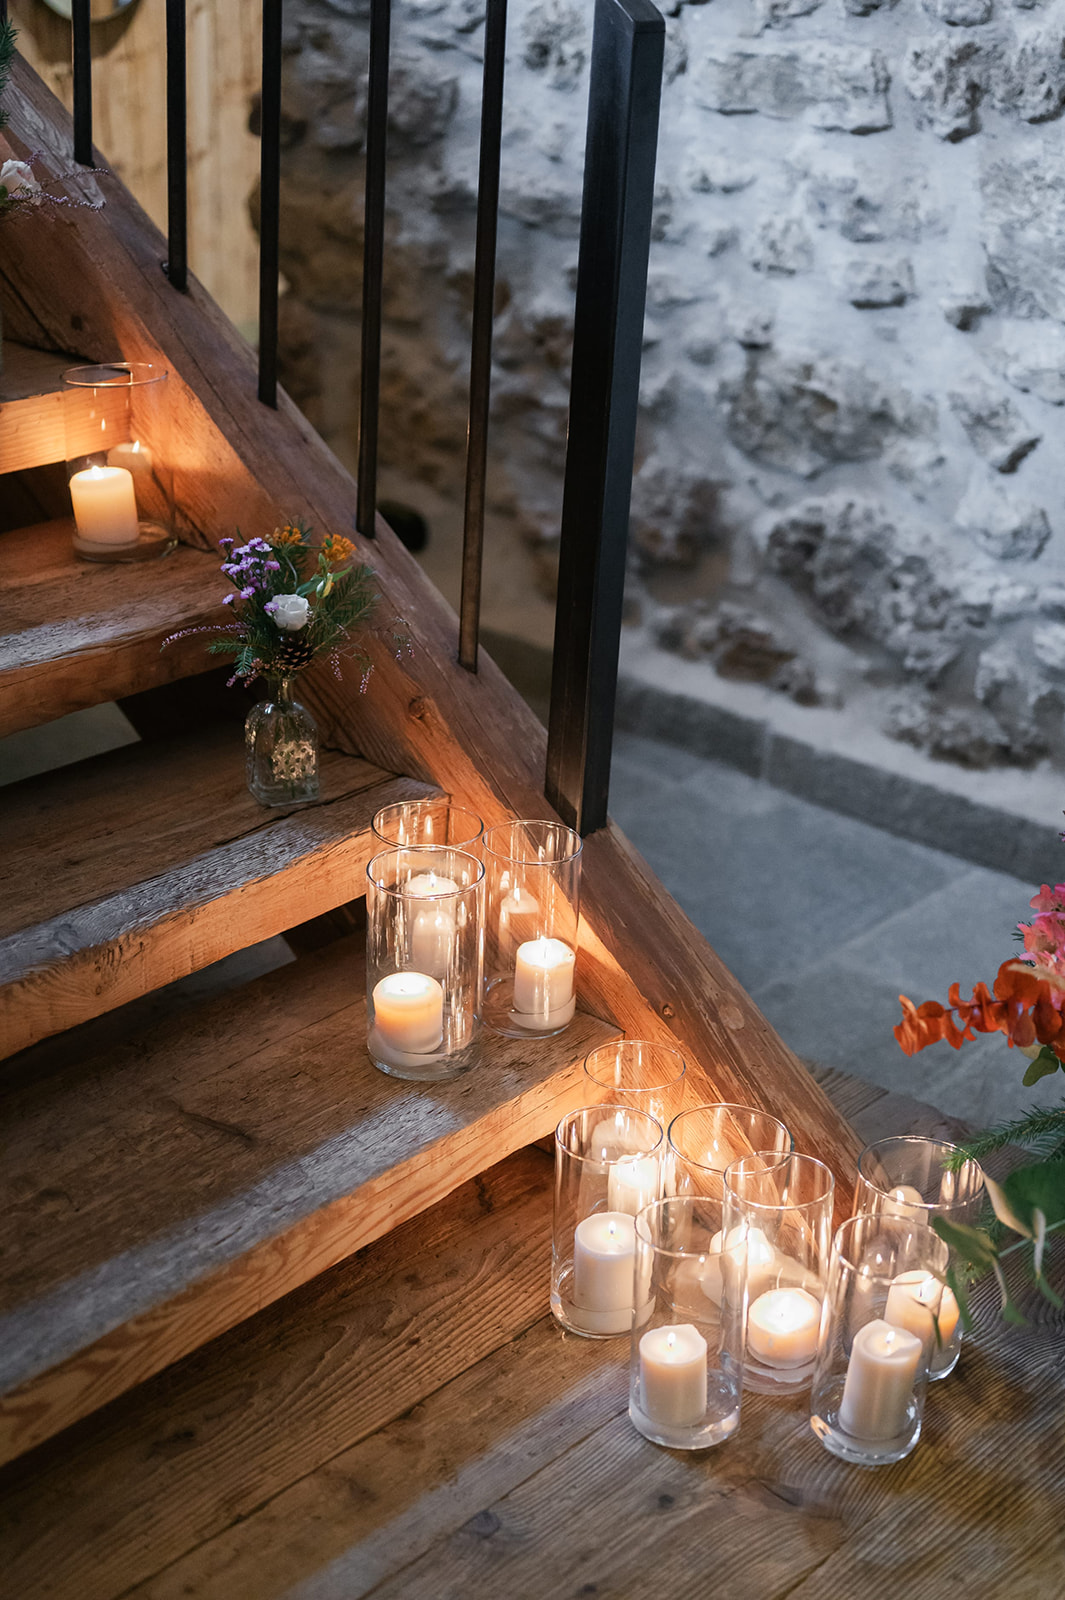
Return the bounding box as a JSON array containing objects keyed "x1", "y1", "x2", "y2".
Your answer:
[
  {"x1": 0, "y1": 160, "x2": 41, "y2": 198},
  {"x1": 272, "y1": 592, "x2": 311, "y2": 631}
]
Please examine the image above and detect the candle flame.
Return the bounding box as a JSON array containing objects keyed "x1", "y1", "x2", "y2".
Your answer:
[{"x1": 666, "y1": 1331, "x2": 676, "y2": 1350}]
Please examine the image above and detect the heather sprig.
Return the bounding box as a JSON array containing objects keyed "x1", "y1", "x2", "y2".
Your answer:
[{"x1": 164, "y1": 519, "x2": 381, "y2": 688}]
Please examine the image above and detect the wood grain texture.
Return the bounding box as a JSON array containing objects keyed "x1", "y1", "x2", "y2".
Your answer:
[
  {"x1": 0, "y1": 935, "x2": 617, "y2": 1465},
  {"x1": 0, "y1": 1086, "x2": 1061, "y2": 1600},
  {"x1": 0, "y1": 726, "x2": 427, "y2": 1055},
  {"x1": 0, "y1": 1147, "x2": 558, "y2": 1600},
  {"x1": 0, "y1": 519, "x2": 224, "y2": 736},
  {"x1": 0, "y1": 62, "x2": 861, "y2": 1216},
  {"x1": 0, "y1": 345, "x2": 130, "y2": 473}
]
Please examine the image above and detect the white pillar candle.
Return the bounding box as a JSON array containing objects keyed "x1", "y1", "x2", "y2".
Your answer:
[
  {"x1": 404, "y1": 871, "x2": 460, "y2": 977},
  {"x1": 106, "y1": 439, "x2": 154, "y2": 480},
  {"x1": 703, "y1": 1225, "x2": 777, "y2": 1307},
  {"x1": 607, "y1": 1155, "x2": 660, "y2": 1217},
  {"x1": 571, "y1": 1211, "x2": 637, "y2": 1334},
  {"x1": 839, "y1": 1318, "x2": 923, "y2": 1440},
  {"x1": 69, "y1": 465, "x2": 139, "y2": 546},
  {"x1": 498, "y1": 883, "x2": 540, "y2": 945},
  {"x1": 639, "y1": 1323, "x2": 708, "y2": 1427},
  {"x1": 371, "y1": 972, "x2": 444, "y2": 1055},
  {"x1": 882, "y1": 1184, "x2": 925, "y2": 1216},
  {"x1": 511, "y1": 937, "x2": 576, "y2": 1030},
  {"x1": 747, "y1": 1287, "x2": 822, "y2": 1367},
  {"x1": 884, "y1": 1270, "x2": 941, "y2": 1346}
]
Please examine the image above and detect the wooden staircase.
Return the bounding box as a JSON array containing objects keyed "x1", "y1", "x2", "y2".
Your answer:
[{"x1": 0, "y1": 53, "x2": 861, "y2": 1476}]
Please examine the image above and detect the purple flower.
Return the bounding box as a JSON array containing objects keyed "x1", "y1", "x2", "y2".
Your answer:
[
  {"x1": 240, "y1": 586, "x2": 255, "y2": 599},
  {"x1": 263, "y1": 599, "x2": 279, "y2": 614},
  {"x1": 219, "y1": 536, "x2": 234, "y2": 549},
  {"x1": 265, "y1": 560, "x2": 281, "y2": 572},
  {"x1": 222, "y1": 592, "x2": 236, "y2": 605}
]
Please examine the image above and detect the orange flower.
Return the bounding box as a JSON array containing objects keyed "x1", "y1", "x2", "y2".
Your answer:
[
  {"x1": 272, "y1": 525, "x2": 305, "y2": 548},
  {"x1": 322, "y1": 533, "x2": 355, "y2": 564},
  {"x1": 896, "y1": 959, "x2": 1065, "y2": 1061}
]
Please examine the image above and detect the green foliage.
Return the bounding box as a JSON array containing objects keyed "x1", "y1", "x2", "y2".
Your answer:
[
  {"x1": 0, "y1": 21, "x2": 17, "y2": 134},
  {"x1": 163, "y1": 520, "x2": 385, "y2": 689},
  {"x1": 1022, "y1": 1046, "x2": 1063, "y2": 1087}
]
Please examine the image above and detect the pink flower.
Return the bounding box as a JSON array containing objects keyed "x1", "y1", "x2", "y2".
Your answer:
[{"x1": 1030, "y1": 884, "x2": 1065, "y2": 914}]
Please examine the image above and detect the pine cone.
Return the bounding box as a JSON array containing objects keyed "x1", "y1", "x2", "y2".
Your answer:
[{"x1": 270, "y1": 634, "x2": 316, "y2": 671}]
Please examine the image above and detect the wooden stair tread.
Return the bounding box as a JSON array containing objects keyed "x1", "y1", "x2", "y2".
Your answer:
[
  {"x1": 0, "y1": 340, "x2": 75, "y2": 404},
  {"x1": 0, "y1": 726, "x2": 431, "y2": 1056},
  {"x1": 0, "y1": 933, "x2": 617, "y2": 1465},
  {"x1": 0, "y1": 519, "x2": 225, "y2": 737},
  {"x1": 0, "y1": 341, "x2": 131, "y2": 475}
]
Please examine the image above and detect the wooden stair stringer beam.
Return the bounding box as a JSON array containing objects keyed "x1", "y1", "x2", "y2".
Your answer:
[{"x1": 0, "y1": 58, "x2": 862, "y2": 1192}]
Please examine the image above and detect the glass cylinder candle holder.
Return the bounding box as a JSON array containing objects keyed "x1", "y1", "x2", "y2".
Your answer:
[
  {"x1": 628, "y1": 1196, "x2": 745, "y2": 1450},
  {"x1": 724, "y1": 1152, "x2": 835, "y2": 1396},
  {"x1": 810, "y1": 1213, "x2": 949, "y2": 1467},
  {"x1": 853, "y1": 1135, "x2": 985, "y2": 1380},
  {"x1": 552, "y1": 1105, "x2": 664, "y2": 1339},
  {"x1": 583, "y1": 1039, "x2": 687, "y2": 1130},
  {"x1": 366, "y1": 846, "x2": 483, "y2": 1082},
  {"x1": 63, "y1": 363, "x2": 176, "y2": 562},
  {"x1": 482, "y1": 820, "x2": 582, "y2": 1038},
  {"x1": 667, "y1": 1104, "x2": 792, "y2": 1198},
  {"x1": 372, "y1": 797, "x2": 484, "y2": 859}
]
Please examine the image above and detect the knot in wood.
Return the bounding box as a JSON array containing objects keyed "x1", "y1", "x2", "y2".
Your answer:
[
  {"x1": 660, "y1": 1002, "x2": 675, "y2": 1020},
  {"x1": 407, "y1": 695, "x2": 428, "y2": 721}
]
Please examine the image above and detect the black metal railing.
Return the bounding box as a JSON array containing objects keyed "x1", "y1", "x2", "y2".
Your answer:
[{"x1": 65, "y1": 0, "x2": 664, "y2": 833}]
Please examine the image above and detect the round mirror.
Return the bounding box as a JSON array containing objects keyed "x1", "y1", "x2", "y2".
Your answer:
[{"x1": 37, "y1": 0, "x2": 140, "y2": 21}]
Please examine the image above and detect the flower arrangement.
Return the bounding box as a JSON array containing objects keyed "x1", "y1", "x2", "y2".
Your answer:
[
  {"x1": 166, "y1": 520, "x2": 381, "y2": 687},
  {"x1": 895, "y1": 871, "x2": 1065, "y2": 1325}
]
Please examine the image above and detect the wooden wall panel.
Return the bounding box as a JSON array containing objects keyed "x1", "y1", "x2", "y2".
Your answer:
[{"x1": 9, "y1": 0, "x2": 261, "y2": 334}]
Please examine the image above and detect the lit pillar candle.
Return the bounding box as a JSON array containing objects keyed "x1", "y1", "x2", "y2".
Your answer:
[
  {"x1": 701, "y1": 1225, "x2": 777, "y2": 1307},
  {"x1": 607, "y1": 1155, "x2": 660, "y2": 1217},
  {"x1": 882, "y1": 1184, "x2": 925, "y2": 1216},
  {"x1": 839, "y1": 1318, "x2": 923, "y2": 1440},
  {"x1": 571, "y1": 1211, "x2": 637, "y2": 1334},
  {"x1": 511, "y1": 937, "x2": 576, "y2": 1030},
  {"x1": 106, "y1": 439, "x2": 154, "y2": 480},
  {"x1": 747, "y1": 1287, "x2": 821, "y2": 1367},
  {"x1": 69, "y1": 465, "x2": 139, "y2": 546},
  {"x1": 498, "y1": 882, "x2": 540, "y2": 945},
  {"x1": 371, "y1": 972, "x2": 444, "y2": 1055},
  {"x1": 404, "y1": 872, "x2": 459, "y2": 977},
  {"x1": 639, "y1": 1323, "x2": 708, "y2": 1427},
  {"x1": 884, "y1": 1270, "x2": 940, "y2": 1345}
]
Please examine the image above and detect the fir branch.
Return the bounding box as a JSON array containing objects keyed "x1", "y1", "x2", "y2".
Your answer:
[
  {"x1": 946, "y1": 1103, "x2": 1065, "y2": 1169},
  {"x1": 0, "y1": 21, "x2": 17, "y2": 135}
]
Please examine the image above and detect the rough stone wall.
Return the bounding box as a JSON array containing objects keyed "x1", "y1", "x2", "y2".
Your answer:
[{"x1": 274, "y1": 0, "x2": 1065, "y2": 770}]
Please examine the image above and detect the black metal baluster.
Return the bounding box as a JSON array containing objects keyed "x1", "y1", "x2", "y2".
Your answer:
[
  {"x1": 258, "y1": 0, "x2": 283, "y2": 406},
  {"x1": 544, "y1": 0, "x2": 663, "y2": 836},
  {"x1": 71, "y1": 0, "x2": 92, "y2": 167},
  {"x1": 165, "y1": 0, "x2": 188, "y2": 292},
  {"x1": 458, "y1": 0, "x2": 508, "y2": 671},
  {"x1": 356, "y1": 0, "x2": 391, "y2": 539}
]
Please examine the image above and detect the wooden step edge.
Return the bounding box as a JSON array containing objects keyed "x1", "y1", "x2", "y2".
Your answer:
[
  {"x1": 0, "y1": 1005, "x2": 619, "y2": 1467},
  {"x1": 0, "y1": 772, "x2": 434, "y2": 1059}
]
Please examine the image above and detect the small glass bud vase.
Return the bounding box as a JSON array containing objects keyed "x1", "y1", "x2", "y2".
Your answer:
[
  {"x1": 245, "y1": 676, "x2": 320, "y2": 807},
  {"x1": 667, "y1": 1104, "x2": 792, "y2": 1198},
  {"x1": 852, "y1": 1135, "x2": 985, "y2": 1381},
  {"x1": 552, "y1": 1105, "x2": 664, "y2": 1339},
  {"x1": 723, "y1": 1152, "x2": 835, "y2": 1396},
  {"x1": 629, "y1": 1195, "x2": 746, "y2": 1450},
  {"x1": 63, "y1": 363, "x2": 177, "y2": 562},
  {"x1": 482, "y1": 820, "x2": 582, "y2": 1038},
  {"x1": 366, "y1": 846, "x2": 484, "y2": 1082},
  {"x1": 810, "y1": 1214, "x2": 949, "y2": 1467}
]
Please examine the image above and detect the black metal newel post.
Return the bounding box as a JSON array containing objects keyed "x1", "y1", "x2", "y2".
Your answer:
[
  {"x1": 544, "y1": 0, "x2": 664, "y2": 836},
  {"x1": 258, "y1": 0, "x2": 283, "y2": 406},
  {"x1": 458, "y1": 0, "x2": 508, "y2": 671},
  {"x1": 165, "y1": 0, "x2": 188, "y2": 292},
  {"x1": 71, "y1": 0, "x2": 93, "y2": 166},
  {"x1": 356, "y1": 0, "x2": 392, "y2": 539}
]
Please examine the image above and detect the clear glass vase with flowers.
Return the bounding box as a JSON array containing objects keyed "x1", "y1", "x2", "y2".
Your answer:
[{"x1": 164, "y1": 519, "x2": 383, "y2": 806}]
